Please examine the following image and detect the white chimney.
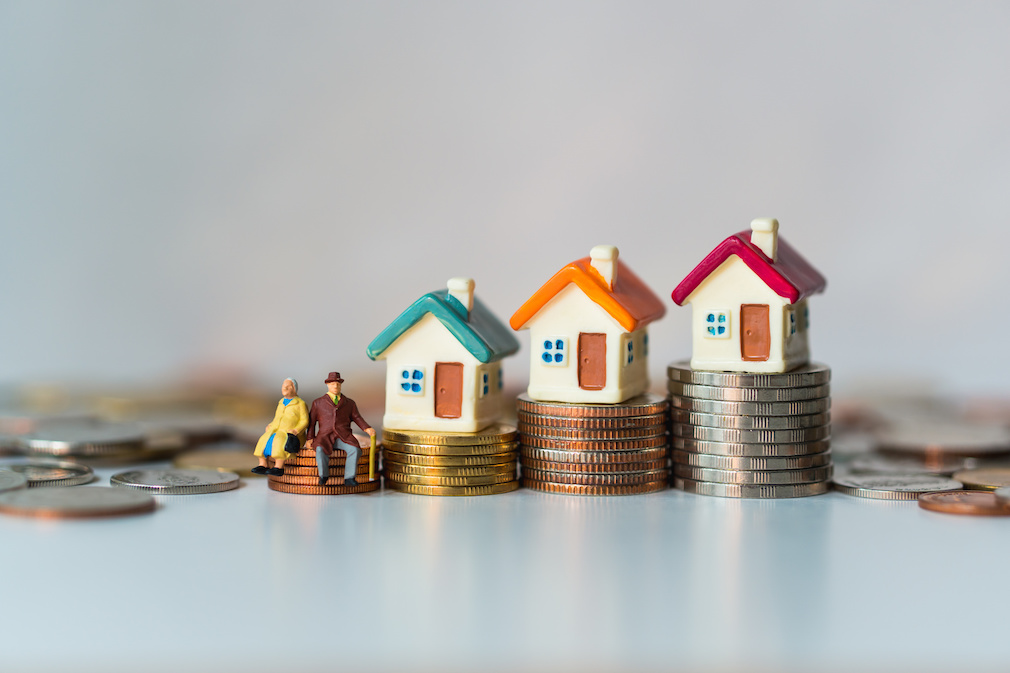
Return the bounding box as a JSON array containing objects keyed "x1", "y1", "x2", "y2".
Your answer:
[
  {"x1": 447, "y1": 277, "x2": 475, "y2": 317},
  {"x1": 750, "y1": 218, "x2": 779, "y2": 261},
  {"x1": 589, "y1": 245, "x2": 618, "y2": 289}
]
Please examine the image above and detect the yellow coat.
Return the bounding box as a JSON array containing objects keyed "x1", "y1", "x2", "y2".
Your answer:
[{"x1": 254, "y1": 396, "x2": 308, "y2": 460}]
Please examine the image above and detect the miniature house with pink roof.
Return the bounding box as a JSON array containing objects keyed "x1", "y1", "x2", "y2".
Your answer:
[
  {"x1": 672, "y1": 218, "x2": 826, "y2": 373},
  {"x1": 511, "y1": 245, "x2": 666, "y2": 404}
]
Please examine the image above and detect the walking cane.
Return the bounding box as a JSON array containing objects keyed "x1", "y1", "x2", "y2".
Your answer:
[{"x1": 369, "y1": 433, "x2": 377, "y2": 481}]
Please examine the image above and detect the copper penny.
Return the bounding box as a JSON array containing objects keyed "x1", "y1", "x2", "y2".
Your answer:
[
  {"x1": 518, "y1": 422, "x2": 666, "y2": 440},
  {"x1": 918, "y1": 490, "x2": 1010, "y2": 516},
  {"x1": 522, "y1": 468, "x2": 668, "y2": 486},
  {"x1": 516, "y1": 393, "x2": 667, "y2": 418},
  {"x1": 521, "y1": 434, "x2": 668, "y2": 452},
  {"x1": 520, "y1": 445, "x2": 669, "y2": 464},
  {"x1": 268, "y1": 473, "x2": 379, "y2": 487},
  {"x1": 517, "y1": 411, "x2": 667, "y2": 429},
  {"x1": 267, "y1": 479, "x2": 381, "y2": 495}
]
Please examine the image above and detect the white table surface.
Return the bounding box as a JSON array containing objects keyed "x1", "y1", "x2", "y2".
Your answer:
[{"x1": 1, "y1": 456, "x2": 1007, "y2": 673}]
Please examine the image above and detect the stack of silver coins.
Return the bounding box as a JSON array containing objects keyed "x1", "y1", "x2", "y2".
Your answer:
[
  {"x1": 668, "y1": 362, "x2": 833, "y2": 498},
  {"x1": 382, "y1": 423, "x2": 520, "y2": 496},
  {"x1": 517, "y1": 393, "x2": 669, "y2": 495}
]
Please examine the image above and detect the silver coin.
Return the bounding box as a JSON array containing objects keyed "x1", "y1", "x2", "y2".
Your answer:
[
  {"x1": 672, "y1": 437, "x2": 830, "y2": 457},
  {"x1": 110, "y1": 469, "x2": 240, "y2": 494},
  {"x1": 672, "y1": 449, "x2": 832, "y2": 471},
  {"x1": 832, "y1": 474, "x2": 963, "y2": 500},
  {"x1": 0, "y1": 469, "x2": 28, "y2": 493},
  {"x1": 0, "y1": 486, "x2": 156, "y2": 518},
  {"x1": 874, "y1": 421, "x2": 1010, "y2": 457},
  {"x1": 3, "y1": 460, "x2": 94, "y2": 487},
  {"x1": 669, "y1": 395, "x2": 830, "y2": 417},
  {"x1": 515, "y1": 393, "x2": 668, "y2": 418},
  {"x1": 17, "y1": 419, "x2": 146, "y2": 456},
  {"x1": 996, "y1": 486, "x2": 1010, "y2": 505},
  {"x1": 675, "y1": 477, "x2": 830, "y2": 499},
  {"x1": 667, "y1": 361, "x2": 831, "y2": 388},
  {"x1": 673, "y1": 463, "x2": 832, "y2": 485},
  {"x1": 670, "y1": 408, "x2": 829, "y2": 430},
  {"x1": 672, "y1": 423, "x2": 830, "y2": 444},
  {"x1": 668, "y1": 381, "x2": 830, "y2": 402}
]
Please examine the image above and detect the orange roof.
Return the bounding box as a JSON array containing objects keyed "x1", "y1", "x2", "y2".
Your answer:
[{"x1": 510, "y1": 256, "x2": 666, "y2": 332}]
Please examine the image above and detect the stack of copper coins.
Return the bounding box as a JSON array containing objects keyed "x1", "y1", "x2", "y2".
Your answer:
[
  {"x1": 668, "y1": 362, "x2": 833, "y2": 498},
  {"x1": 267, "y1": 436, "x2": 380, "y2": 495},
  {"x1": 381, "y1": 423, "x2": 519, "y2": 496},
  {"x1": 517, "y1": 393, "x2": 670, "y2": 495}
]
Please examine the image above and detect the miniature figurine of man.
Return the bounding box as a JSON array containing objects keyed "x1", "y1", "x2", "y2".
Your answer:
[
  {"x1": 305, "y1": 372, "x2": 376, "y2": 487},
  {"x1": 252, "y1": 378, "x2": 309, "y2": 476}
]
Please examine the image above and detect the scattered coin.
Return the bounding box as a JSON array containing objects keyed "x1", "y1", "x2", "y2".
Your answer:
[
  {"x1": 846, "y1": 453, "x2": 974, "y2": 476},
  {"x1": 918, "y1": 490, "x2": 1010, "y2": 516},
  {"x1": 832, "y1": 474, "x2": 963, "y2": 500},
  {"x1": 995, "y1": 486, "x2": 1010, "y2": 505},
  {"x1": 875, "y1": 421, "x2": 1010, "y2": 457},
  {"x1": 0, "y1": 486, "x2": 156, "y2": 518},
  {"x1": 675, "y1": 477, "x2": 830, "y2": 499},
  {"x1": 4, "y1": 460, "x2": 94, "y2": 487},
  {"x1": 173, "y1": 444, "x2": 261, "y2": 477},
  {"x1": 667, "y1": 361, "x2": 831, "y2": 388},
  {"x1": 951, "y1": 467, "x2": 1010, "y2": 491},
  {"x1": 110, "y1": 469, "x2": 240, "y2": 494},
  {"x1": 17, "y1": 419, "x2": 146, "y2": 457},
  {"x1": 0, "y1": 469, "x2": 28, "y2": 493},
  {"x1": 516, "y1": 393, "x2": 668, "y2": 418}
]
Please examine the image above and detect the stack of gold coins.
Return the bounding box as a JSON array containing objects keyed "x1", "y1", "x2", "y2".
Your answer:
[
  {"x1": 382, "y1": 422, "x2": 519, "y2": 496},
  {"x1": 517, "y1": 393, "x2": 669, "y2": 495},
  {"x1": 668, "y1": 361, "x2": 833, "y2": 498},
  {"x1": 267, "y1": 436, "x2": 380, "y2": 495}
]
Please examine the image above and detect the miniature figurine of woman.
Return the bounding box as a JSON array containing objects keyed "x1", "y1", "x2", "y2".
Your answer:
[{"x1": 252, "y1": 378, "x2": 308, "y2": 476}]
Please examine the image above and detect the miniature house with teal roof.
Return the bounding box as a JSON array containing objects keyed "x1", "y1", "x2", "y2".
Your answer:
[{"x1": 367, "y1": 277, "x2": 520, "y2": 433}]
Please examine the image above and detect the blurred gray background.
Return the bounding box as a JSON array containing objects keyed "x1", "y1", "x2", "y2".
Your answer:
[{"x1": 2, "y1": 1, "x2": 1008, "y2": 396}]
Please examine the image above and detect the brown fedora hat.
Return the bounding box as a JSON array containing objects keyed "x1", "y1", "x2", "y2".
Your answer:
[{"x1": 324, "y1": 372, "x2": 344, "y2": 384}]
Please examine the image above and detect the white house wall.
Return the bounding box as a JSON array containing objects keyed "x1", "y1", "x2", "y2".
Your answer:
[
  {"x1": 377, "y1": 313, "x2": 502, "y2": 432},
  {"x1": 524, "y1": 284, "x2": 651, "y2": 403},
  {"x1": 685, "y1": 256, "x2": 811, "y2": 373}
]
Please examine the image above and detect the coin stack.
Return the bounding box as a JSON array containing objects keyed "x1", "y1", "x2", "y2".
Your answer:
[
  {"x1": 668, "y1": 362, "x2": 834, "y2": 498},
  {"x1": 268, "y1": 437, "x2": 380, "y2": 495},
  {"x1": 517, "y1": 393, "x2": 670, "y2": 495},
  {"x1": 381, "y1": 423, "x2": 519, "y2": 496}
]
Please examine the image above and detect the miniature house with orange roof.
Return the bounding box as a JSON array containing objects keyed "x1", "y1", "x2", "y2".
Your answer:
[
  {"x1": 510, "y1": 245, "x2": 666, "y2": 404},
  {"x1": 672, "y1": 218, "x2": 826, "y2": 373},
  {"x1": 367, "y1": 278, "x2": 519, "y2": 433}
]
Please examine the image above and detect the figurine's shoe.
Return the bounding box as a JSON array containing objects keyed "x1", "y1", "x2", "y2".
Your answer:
[
  {"x1": 318, "y1": 477, "x2": 327, "y2": 486},
  {"x1": 266, "y1": 467, "x2": 284, "y2": 476},
  {"x1": 251, "y1": 466, "x2": 269, "y2": 475},
  {"x1": 344, "y1": 478, "x2": 358, "y2": 487}
]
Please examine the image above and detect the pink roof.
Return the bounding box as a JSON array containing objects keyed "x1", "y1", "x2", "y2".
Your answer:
[{"x1": 672, "y1": 230, "x2": 826, "y2": 306}]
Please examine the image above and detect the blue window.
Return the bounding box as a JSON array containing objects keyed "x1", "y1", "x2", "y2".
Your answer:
[
  {"x1": 497, "y1": 367, "x2": 504, "y2": 391},
  {"x1": 399, "y1": 367, "x2": 425, "y2": 395},
  {"x1": 481, "y1": 371, "x2": 490, "y2": 398},
  {"x1": 789, "y1": 310, "x2": 796, "y2": 336},
  {"x1": 705, "y1": 311, "x2": 730, "y2": 338},
  {"x1": 804, "y1": 306, "x2": 810, "y2": 330},
  {"x1": 643, "y1": 332, "x2": 649, "y2": 357},
  {"x1": 540, "y1": 337, "x2": 568, "y2": 366},
  {"x1": 624, "y1": 335, "x2": 634, "y2": 365}
]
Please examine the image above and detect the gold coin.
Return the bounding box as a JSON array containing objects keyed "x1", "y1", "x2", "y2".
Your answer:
[
  {"x1": 267, "y1": 479, "x2": 381, "y2": 495},
  {"x1": 522, "y1": 478, "x2": 667, "y2": 496},
  {"x1": 382, "y1": 449, "x2": 517, "y2": 467},
  {"x1": 386, "y1": 481, "x2": 519, "y2": 496},
  {"x1": 382, "y1": 439, "x2": 519, "y2": 456},
  {"x1": 516, "y1": 393, "x2": 668, "y2": 418},
  {"x1": 382, "y1": 462, "x2": 516, "y2": 477},
  {"x1": 521, "y1": 458, "x2": 669, "y2": 473},
  {"x1": 383, "y1": 471, "x2": 516, "y2": 487},
  {"x1": 522, "y1": 467, "x2": 669, "y2": 486},
  {"x1": 951, "y1": 467, "x2": 1010, "y2": 491},
  {"x1": 381, "y1": 422, "x2": 517, "y2": 446}
]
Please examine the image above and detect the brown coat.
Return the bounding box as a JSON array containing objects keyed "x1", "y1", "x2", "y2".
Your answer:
[{"x1": 306, "y1": 394, "x2": 371, "y2": 456}]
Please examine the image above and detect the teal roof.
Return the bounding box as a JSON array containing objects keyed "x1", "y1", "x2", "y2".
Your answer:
[{"x1": 367, "y1": 290, "x2": 519, "y2": 363}]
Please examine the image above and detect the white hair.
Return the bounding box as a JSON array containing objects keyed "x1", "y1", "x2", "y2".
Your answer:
[{"x1": 284, "y1": 378, "x2": 298, "y2": 393}]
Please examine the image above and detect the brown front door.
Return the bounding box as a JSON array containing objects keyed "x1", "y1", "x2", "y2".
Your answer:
[
  {"x1": 740, "y1": 304, "x2": 770, "y2": 361},
  {"x1": 435, "y1": 362, "x2": 463, "y2": 418},
  {"x1": 578, "y1": 333, "x2": 607, "y2": 390}
]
